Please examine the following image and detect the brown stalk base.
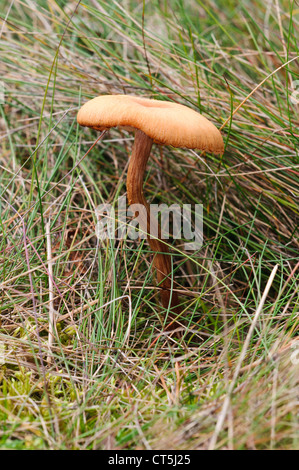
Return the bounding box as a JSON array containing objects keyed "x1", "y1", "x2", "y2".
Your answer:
[{"x1": 127, "y1": 129, "x2": 182, "y2": 332}]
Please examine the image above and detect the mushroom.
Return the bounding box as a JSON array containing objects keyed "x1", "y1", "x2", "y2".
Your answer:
[{"x1": 77, "y1": 95, "x2": 224, "y2": 330}]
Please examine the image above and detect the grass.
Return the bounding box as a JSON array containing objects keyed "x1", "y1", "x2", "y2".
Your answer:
[{"x1": 0, "y1": 0, "x2": 298, "y2": 450}]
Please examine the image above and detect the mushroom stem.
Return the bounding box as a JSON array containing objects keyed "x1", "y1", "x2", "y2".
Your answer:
[{"x1": 127, "y1": 129, "x2": 181, "y2": 330}]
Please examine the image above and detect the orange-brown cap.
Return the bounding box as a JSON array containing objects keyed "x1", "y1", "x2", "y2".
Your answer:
[{"x1": 77, "y1": 95, "x2": 224, "y2": 154}]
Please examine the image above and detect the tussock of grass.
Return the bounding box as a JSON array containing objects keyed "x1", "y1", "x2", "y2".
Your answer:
[{"x1": 0, "y1": 0, "x2": 298, "y2": 450}]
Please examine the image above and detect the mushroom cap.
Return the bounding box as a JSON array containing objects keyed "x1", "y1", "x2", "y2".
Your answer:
[{"x1": 77, "y1": 95, "x2": 224, "y2": 153}]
